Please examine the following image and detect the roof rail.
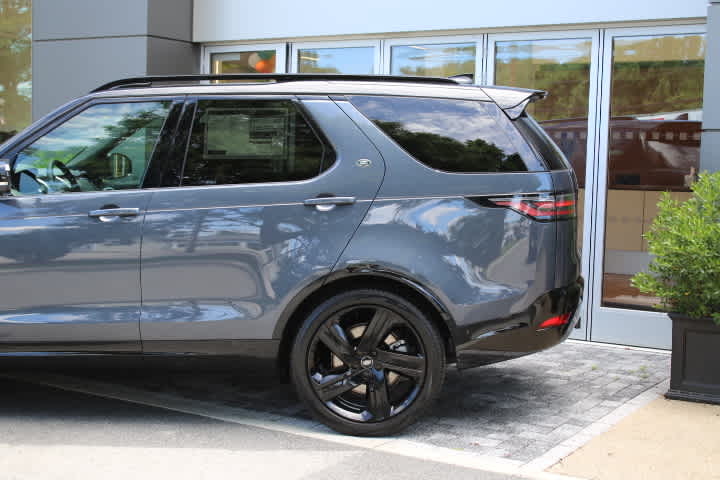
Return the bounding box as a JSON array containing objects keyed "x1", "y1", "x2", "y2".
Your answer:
[{"x1": 91, "y1": 73, "x2": 463, "y2": 93}]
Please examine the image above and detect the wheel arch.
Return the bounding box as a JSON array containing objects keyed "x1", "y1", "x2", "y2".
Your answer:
[{"x1": 275, "y1": 269, "x2": 457, "y2": 379}]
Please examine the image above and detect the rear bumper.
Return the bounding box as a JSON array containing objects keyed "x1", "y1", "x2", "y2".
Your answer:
[{"x1": 455, "y1": 276, "x2": 583, "y2": 370}]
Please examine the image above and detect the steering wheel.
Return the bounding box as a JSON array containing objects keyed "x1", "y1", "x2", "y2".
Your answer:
[
  {"x1": 49, "y1": 159, "x2": 79, "y2": 191},
  {"x1": 15, "y1": 170, "x2": 50, "y2": 195}
]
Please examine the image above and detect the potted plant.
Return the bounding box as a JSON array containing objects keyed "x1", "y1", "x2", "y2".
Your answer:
[{"x1": 632, "y1": 171, "x2": 720, "y2": 405}]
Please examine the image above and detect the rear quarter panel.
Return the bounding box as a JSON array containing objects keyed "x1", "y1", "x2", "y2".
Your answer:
[{"x1": 334, "y1": 100, "x2": 557, "y2": 344}]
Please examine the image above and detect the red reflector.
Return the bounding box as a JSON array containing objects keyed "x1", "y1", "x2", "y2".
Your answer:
[{"x1": 538, "y1": 313, "x2": 572, "y2": 329}]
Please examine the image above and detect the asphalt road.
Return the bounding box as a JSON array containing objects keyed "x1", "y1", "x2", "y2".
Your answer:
[{"x1": 0, "y1": 377, "x2": 523, "y2": 480}]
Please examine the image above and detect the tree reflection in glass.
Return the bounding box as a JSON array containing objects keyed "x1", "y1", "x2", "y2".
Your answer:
[
  {"x1": 350, "y1": 96, "x2": 539, "y2": 173},
  {"x1": 495, "y1": 38, "x2": 592, "y2": 184},
  {"x1": 14, "y1": 102, "x2": 171, "y2": 194}
]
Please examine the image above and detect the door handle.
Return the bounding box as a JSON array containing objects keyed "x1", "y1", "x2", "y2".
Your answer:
[
  {"x1": 88, "y1": 207, "x2": 140, "y2": 221},
  {"x1": 303, "y1": 196, "x2": 356, "y2": 212}
]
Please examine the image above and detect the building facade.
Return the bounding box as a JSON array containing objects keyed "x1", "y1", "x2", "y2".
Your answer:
[{"x1": 1, "y1": 0, "x2": 718, "y2": 349}]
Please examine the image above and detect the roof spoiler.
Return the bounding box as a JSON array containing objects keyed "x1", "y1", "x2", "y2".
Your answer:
[{"x1": 479, "y1": 86, "x2": 547, "y2": 120}]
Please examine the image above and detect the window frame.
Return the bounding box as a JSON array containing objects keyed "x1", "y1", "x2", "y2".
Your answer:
[
  {"x1": 201, "y1": 43, "x2": 288, "y2": 74},
  {"x1": 175, "y1": 95, "x2": 336, "y2": 189},
  {"x1": 289, "y1": 39, "x2": 382, "y2": 74},
  {"x1": 5, "y1": 95, "x2": 183, "y2": 197}
]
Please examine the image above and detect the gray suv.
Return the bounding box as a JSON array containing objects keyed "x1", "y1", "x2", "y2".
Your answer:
[{"x1": 0, "y1": 74, "x2": 582, "y2": 436}]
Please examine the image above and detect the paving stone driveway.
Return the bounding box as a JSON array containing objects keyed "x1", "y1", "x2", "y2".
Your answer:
[
  {"x1": 407, "y1": 341, "x2": 669, "y2": 462},
  {"x1": 61, "y1": 340, "x2": 671, "y2": 464}
]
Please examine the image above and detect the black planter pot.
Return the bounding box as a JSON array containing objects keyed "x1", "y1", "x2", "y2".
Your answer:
[{"x1": 665, "y1": 313, "x2": 720, "y2": 405}]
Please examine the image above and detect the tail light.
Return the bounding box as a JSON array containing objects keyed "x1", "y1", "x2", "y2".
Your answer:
[{"x1": 489, "y1": 192, "x2": 576, "y2": 221}]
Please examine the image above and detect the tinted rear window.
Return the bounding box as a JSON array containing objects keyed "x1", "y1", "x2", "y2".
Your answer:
[
  {"x1": 349, "y1": 95, "x2": 544, "y2": 173},
  {"x1": 514, "y1": 114, "x2": 570, "y2": 171}
]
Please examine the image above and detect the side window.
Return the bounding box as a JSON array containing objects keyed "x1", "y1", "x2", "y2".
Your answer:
[
  {"x1": 349, "y1": 95, "x2": 544, "y2": 173},
  {"x1": 182, "y1": 99, "x2": 332, "y2": 186},
  {"x1": 13, "y1": 101, "x2": 172, "y2": 195}
]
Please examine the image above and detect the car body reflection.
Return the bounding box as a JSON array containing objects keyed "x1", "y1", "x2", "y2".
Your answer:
[{"x1": 541, "y1": 116, "x2": 701, "y2": 190}]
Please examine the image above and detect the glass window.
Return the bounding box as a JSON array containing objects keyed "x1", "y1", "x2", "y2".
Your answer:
[
  {"x1": 0, "y1": 0, "x2": 32, "y2": 144},
  {"x1": 211, "y1": 50, "x2": 278, "y2": 74},
  {"x1": 601, "y1": 33, "x2": 705, "y2": 311},
  {"x1": 297, "y1": 47, "x2": 375, "y2": 74},
  {"x1": 182, "y1": 100, "x2": 332, "y2": 186},
  {"x1": 390, "y1": 43, "x2": 476, "y2": 77},
  {"x1": 12, "y1": 102, "x2": 172, "y2": 195},
  {"x1": 350, "y1": 95, "x2": 542, "y2": 173}
]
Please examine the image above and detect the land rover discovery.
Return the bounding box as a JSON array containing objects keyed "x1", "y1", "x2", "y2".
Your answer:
[{"x1": 0, "y1": 74, "x2": 582, "y2": 436}]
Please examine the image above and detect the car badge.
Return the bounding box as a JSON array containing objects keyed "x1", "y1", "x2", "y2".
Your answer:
[{"x1": 356, "y1": 159, "x2": 372, "y2": 168}]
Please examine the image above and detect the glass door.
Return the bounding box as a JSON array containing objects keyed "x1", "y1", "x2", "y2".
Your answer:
[
  {"x1": 590, "y1": 26, "x2": 706, "y2": 348},
  {"x1": 202, "y1": 44, "x2": 287, "y2": 74},
  {"x1": 487, "y1": 31, "x2": 601, "y2": 340}
]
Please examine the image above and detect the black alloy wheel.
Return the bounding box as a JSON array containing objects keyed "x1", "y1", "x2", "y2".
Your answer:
[{"x1": 291, "y1": 289, "x2": 445, "y2": 436}]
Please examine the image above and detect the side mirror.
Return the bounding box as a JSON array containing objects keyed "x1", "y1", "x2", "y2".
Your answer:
[{"x1": 0, "y1": 159, "x2": 11, "y2": 195}]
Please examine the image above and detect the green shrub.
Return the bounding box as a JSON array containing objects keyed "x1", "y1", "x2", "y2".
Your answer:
[{"x1": 632, "y1": 171, "x2": 720, "y2": 325}]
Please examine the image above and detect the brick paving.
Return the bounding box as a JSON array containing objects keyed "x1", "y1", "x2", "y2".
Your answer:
[
  {"x1": 405, "y1": 341, "x2": 670, "y2": 461},
  {"x1": 62, "y1": 340, "x2": 671, "y2": 464}
]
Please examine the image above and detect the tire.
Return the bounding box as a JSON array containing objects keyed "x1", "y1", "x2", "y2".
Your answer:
[{"x1": 290, "y1": 288, "x2": 446, "y2": 436}]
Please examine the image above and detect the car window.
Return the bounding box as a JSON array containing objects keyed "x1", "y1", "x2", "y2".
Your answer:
[
  {"x1": 514, "y1": 113, "x2": 570, "y2": 171},
  {"x1": 181, "y1": 99, "x2": 333, "y2": 186},
  {"x1": 12, "y1": 101, "x2": 172, "y2": 195},
  {"x1": 349, "y1": 95, "x2": 544, "y2": 173}
]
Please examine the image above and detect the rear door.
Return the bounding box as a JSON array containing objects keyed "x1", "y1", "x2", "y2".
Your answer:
[{"x1": 139, "y1": 96, "x2": 384, "y2": 350}]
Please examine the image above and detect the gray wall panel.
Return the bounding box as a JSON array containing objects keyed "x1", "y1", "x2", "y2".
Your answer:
[
  {"x1": 193, "y1": 0, "x2": 707, "y2": 43},
  {"x1": 32, "y1": 0, "x2": 196, "y2": 121},
  {"x1": 32, "y1": 37, "x2": 148, "y2": 119},
  {"x1": 33, "y1": 0, "x2": 149, "y2": 40},
  {"x1": 148, "y1": 0, "x2": 193, "y2": 42},
  {"x1": 147, "y1": 37, "x2": 199, "y2": 75}
]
